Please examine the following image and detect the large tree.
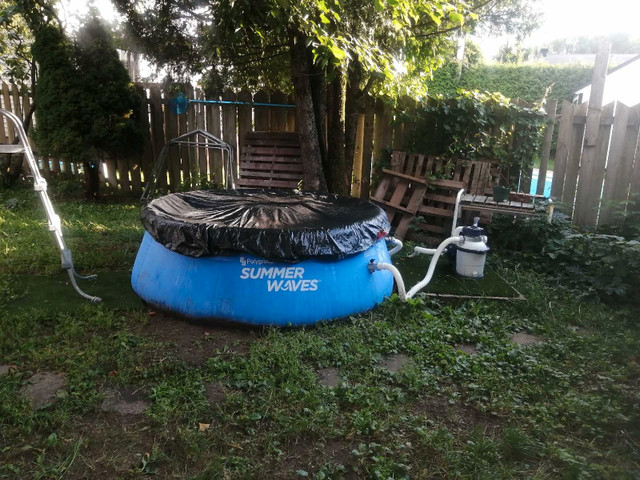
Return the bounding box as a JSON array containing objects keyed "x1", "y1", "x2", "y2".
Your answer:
[{"x1": 113, "y1": 0, "x2": 539, "y2": 194}]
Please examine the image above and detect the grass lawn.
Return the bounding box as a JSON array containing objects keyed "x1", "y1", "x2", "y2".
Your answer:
[{"x1": 1, "y1": 184, "x2": 639, "y2": 479}]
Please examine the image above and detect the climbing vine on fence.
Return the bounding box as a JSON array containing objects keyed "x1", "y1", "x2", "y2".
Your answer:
[{"x1": 400, "y1": 90, "x2": 545, "y2": 187}]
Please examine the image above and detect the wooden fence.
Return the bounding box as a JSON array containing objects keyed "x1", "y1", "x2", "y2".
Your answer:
[
  {"x1": 0, "y1": 82, "x2": 33, "y2": 145},
  {"x1": 2, "y1": 81, "x2": 554, "y2": 206},
  {"x1": 552, "y1": 100, "x2": 640, "y2": 226}
]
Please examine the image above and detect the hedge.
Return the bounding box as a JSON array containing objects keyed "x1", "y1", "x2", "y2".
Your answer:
[{"x1": 428, "y1": 63, "x2": 593, "y2": 103}]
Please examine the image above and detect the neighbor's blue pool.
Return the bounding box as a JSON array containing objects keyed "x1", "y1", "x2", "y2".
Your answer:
[{"x1": 528, "y1": 169, "x2": 552, "y2": 197}]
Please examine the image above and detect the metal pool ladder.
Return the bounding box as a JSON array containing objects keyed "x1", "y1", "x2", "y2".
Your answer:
[{"x1": 0, "y1": 108, "x2": 101, "y2": 302}]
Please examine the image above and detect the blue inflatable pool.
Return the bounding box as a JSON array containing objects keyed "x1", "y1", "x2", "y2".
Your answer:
[{"x1": 131, "y1": 190, "x2": 394, "y2": 326}]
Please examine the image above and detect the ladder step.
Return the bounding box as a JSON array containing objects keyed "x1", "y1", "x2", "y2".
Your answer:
[{"x1": 0, "y1": 144, "x2": 26, "y2": 154}]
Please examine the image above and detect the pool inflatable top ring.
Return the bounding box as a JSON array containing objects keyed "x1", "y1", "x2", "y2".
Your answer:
[{"x1": 141, "y1": 189, "x2": 391, "y2": 262}]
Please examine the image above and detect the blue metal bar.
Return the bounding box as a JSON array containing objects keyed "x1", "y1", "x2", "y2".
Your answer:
[{"x1": 189, "y1": 99, "x2": 296, "y2": 108}]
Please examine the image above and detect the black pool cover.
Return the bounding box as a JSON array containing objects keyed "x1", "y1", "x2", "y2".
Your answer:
[{"x1": 141, "y1": 189, "x2": 391, "y2": 262}]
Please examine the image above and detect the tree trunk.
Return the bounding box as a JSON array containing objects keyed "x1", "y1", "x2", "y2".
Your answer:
[
  {"x1": 310, "y1": 59, "x2": 327, "y2": 171},
  {"x1": 290, "y1": 32, "x2": 327, "y2": 192},
  {"x1": 84, "y1": 159, "x2": 100, "y2": 200},
  {"x1": 344, "y1": 61, "x2": 363, "y2": 193},
  {"x1": 325, "y1": 65, "x2": 348, "y2": 195}
]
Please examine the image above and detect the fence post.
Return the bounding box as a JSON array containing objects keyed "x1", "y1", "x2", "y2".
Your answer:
[
  {"x1": 573, "y1": 42, "x2": 610, "y2": 226},
  {"x1": 351, "y1": 113, "x2": 365, "y2": 197},
  {"x1": 537, "y1": 98, "x2": 557, "y2": 196}
]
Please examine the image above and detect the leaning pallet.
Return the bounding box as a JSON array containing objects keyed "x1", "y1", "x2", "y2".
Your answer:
[{"x1": 370, "y1": 168, "x2": 428, "y2": 240}]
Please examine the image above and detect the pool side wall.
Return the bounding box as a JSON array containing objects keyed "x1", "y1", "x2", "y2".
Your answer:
[{"x1": 131, "y1": 232, "x2": 394, "y2": 326}]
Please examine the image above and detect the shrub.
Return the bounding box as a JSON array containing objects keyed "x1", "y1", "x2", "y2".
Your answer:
[{"x1": 488, "y1": 208, "x2": 640, "y2": 304}]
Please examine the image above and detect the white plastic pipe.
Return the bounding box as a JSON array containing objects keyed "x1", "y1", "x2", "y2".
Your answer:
[
  {"x1": 409, "y1": 246, "x2": 437, "y2": 257},
  {"x1": 406, "y1": 236, "x2": 462, "y2": 299},
  {"x1": 385, "y1": 237, "x2": 403, "y2": 257},
  {"x1": 371, "y1": 262, "x2": 407, "y2": 301},
  {"x1": 451, "y1": 189, "x2": 465, "y2": 235}
]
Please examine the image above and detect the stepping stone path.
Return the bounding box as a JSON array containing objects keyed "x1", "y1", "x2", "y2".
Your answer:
[
  {"x1": 205, "y1": 382, "x2": 226, "y2": 404},
  {"x1": 101, "y1": 387, "x2": 149, "y2": 415},
  {"x1": 380, "y1": 354, "x2": 412, "y2": 373},
  {"x1": 19, "y1": 372, "x2": 67, "y2": 409},
  {"x1": 316, "y1": 368, "x2": 341, "y2": 388},
  {"x1": 456, "y1": 343, "x2": 477, "y2": 355},
  {"x1": 511, "y1": 333, "x2": 543, "y2": 346}
]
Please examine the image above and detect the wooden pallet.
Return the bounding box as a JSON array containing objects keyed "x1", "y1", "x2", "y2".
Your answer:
[
  {"x1": 371, "y1": 169, "x2": 428, "y2": 240},
  {"x1": 237, "y1": 131, "x2": 303, "y2": 189}
]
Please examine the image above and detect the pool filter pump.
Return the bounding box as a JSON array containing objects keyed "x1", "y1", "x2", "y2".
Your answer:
[
  {"x1": 371, "y1": 217, "x2": 490, "y2": 301},
  {"x1": 454, "y1": 217, "x2": 490, "y2": 279}
]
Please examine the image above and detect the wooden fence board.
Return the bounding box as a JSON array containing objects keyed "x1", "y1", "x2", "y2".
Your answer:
[
  {"x1": 164, "y1": 95, "x2": 180, "y2": 190},
  {"x1": 599, "y1": 103, "x2": 630, "y2": 224},
  {"x1": 11, "y1": 84, "x2": 22, "y2": 120},
  {"x1": 2, "y1": 83, "x2": 15, "y2": 142},
  {"x1": 575, "y1": 101, "x2": 615, "y2": 226},
  {"x1": 195, "y1": 88, "x2": 207, "y2": 186},
  {"x1": 204, "y1": 94, "x2": 223, "y2": 186},
  {"x1": 222, "y1": 89, "x2": 238, "y2": 182},
  {"x1": 237, "y1": 89, "x2": 253, "y2": 160},
  {"x1": 254, "y1": 90, "x2": 270, "y2": 131},
  {"x1": 537, "y1": 99, "x2": 557, "y2": 196},
  {"x1": 551, "y1": 100, "x2": 575, "y2": 200},
  {"x1": 287, "y1": 94, "x2": 296, "y2": 132},
  {"x1": 271, "y1": 91, "x2": 289, "y2": 132},
  {"x1": 562, "y1": 102, "x2": 588, "y2": 205},
  {"x1": 181, "y1": 83, "x2": 194, "y2": 188}
]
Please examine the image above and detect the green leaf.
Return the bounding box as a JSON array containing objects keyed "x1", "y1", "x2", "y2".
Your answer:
[
  {"x1": 374, "y1": 0, "x2": 384, "y2": 12},
  {"x1": 320, "y1": 13, "x2": 330, "y2": 24},
  {"x1": 448, "y1": 11, "x2": 464, "y2": 25},
  {"x1": 329, "y1": 44, "x2": 346, "y2": 60}
]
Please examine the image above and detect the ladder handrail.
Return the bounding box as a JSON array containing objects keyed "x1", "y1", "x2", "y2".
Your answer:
[{"x1": 0, "y1": 108, "x2": 101, "y2": 302}]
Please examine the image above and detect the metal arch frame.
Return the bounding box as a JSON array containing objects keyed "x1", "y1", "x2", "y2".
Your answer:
[
  {"x1": 141, "y1": 129, "x2": 235, "y2": 202},
  {"x1": 0, "y1": 108, "x2": 101, "y2": 302}
]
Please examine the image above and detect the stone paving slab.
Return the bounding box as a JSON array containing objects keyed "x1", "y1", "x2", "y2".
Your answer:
[
  {"x1": 511, "y1": 333, "x2": 543, "y2": 346},
  {"x1": 19, "y1": 372, "x2": 67, "y2": 409},
  {"x1": 380, "y1": 354, "x2": 413, "y2": 373},
  {"x1": 316, "y1": 368, "x2": 341, "y2": 388},
  {"x1": 101, "y1": 387, "x2": 149, "y2": 415}
]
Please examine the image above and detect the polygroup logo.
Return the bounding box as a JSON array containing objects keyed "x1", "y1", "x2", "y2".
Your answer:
[{"x1": 239, "y1": 256, "x2": 272, "y2": 267}]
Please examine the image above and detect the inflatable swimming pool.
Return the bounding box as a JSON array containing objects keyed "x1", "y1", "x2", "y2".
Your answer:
[{"x1": 131, "y1": 190, "x2": 394, "y2": 326}]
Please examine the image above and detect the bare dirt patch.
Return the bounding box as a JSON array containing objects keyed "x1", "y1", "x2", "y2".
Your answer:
[
  {"x1": 273, "y1": 437, "x2": 355, "y2": 479},
  {"x1": 380, "y1": 354, "x2": 413, "y2": 373},
  {"x1": 205, "y1": 381, "x2": 227, "y2": 404},
  {"x1": 511, "y1": 332, "x2": 543, "y2": 346},
  {"x1": 317, "y1": 367, "x2": 342, "y2": 388},
  {"x1": 414, "y1": 396, "x2": 502, "y2": 435},
  {"x1": 63, "y1": 413, "x2": 158, "y2": 479},
  {"x1": 101, "y1": 386, "x2": 150, "y2": 415},
  {"x1": 136, "y1": 311, "x2": 260, "y2": 365},
  {"x1": 19, "y1": 372, "x2": 67, "y2": 409}
]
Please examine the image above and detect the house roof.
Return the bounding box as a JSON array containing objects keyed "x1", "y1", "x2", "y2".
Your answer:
[
  {"x1": 574, "y1": 54, "x2": 640, "y2": 106},
  {"x1": 541, "y1": 53, "x2": 637, "y2": 66}
]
